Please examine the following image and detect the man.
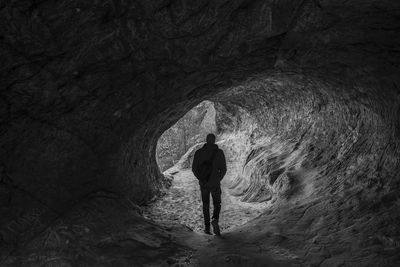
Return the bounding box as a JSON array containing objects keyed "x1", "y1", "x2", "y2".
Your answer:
[{"x1": 192, "y1": 133, "x2": 227, "y2": 235}]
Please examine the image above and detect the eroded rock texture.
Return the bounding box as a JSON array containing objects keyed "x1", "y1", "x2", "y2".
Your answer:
[
  {"x1": 212, "y1": 75, "x2": 400, "y2": 264},
  {"x1": 1, "y1": 0, "x2": 400, "y2": 265}
]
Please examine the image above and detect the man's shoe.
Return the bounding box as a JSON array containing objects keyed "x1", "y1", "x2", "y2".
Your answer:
[
  {"x1": 211, "y1": 220, "x2": 221, "y2": 236},
  {"x1": 204, "y1": 225, "x2": 211, "y2": 235}
]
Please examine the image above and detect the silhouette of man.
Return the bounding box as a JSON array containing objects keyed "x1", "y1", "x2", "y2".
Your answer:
[{"x1": 192, "y1": 133, "x2": 227, "y2": 235}]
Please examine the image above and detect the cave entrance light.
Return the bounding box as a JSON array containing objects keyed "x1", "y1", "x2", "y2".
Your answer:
[{"x1": 143, "y1": 100, "x2": 269, "y2": 232}]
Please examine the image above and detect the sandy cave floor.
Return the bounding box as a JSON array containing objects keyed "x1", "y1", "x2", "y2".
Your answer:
[
  {"x1": 142, "y1": 165, "x2": 269, "y2": 233},
  {"x1": 141, "y1": 165, "x2": 305, "y2": 266}
]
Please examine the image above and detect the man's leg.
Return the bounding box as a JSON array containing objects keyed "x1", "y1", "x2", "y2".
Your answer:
[
  {"x1": 200, "y1": 186, "x2": 211, "y2": 234},
  {"x1": 211, "y1": 186, "x2": 222, "y2": 235}
]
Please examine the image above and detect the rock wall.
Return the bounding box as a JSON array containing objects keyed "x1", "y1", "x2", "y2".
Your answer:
[{"x1": 214, "y1": 74, "x2": 400, "y2": 206}]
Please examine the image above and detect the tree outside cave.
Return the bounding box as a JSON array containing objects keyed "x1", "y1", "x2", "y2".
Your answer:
[{"x1": 156, "y1": 101, "x2": 217, "y2": 172}]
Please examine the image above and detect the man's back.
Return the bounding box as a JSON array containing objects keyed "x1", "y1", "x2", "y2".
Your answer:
[{"x1": 192, "y1": 143, "x2": 227, "y2": 188}]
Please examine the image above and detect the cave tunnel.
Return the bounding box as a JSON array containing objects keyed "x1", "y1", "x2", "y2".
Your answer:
[{"x1": 1, "y1": 0, "x2": 400, "y2": 266}]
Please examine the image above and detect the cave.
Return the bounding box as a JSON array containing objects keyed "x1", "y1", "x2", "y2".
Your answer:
[{"x1": 1, "y1": 1, "x2": 400, "y2": 266}]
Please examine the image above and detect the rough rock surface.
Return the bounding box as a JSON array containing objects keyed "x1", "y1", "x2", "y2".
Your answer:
[{"x1": 1, "y1": 0, "x2": 400, "y2": 266}]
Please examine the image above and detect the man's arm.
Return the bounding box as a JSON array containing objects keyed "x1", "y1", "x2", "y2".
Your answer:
[
  {"x1": 192, "y1": 151, "x2": 199, "y2": 179},
  {"x1": 218, "y1": 150, "x2": 227, "y2": 180}
]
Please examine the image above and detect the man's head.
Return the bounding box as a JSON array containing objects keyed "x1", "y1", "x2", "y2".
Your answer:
[{"x1": 206, "y1": 133, "x2": 216, "y2": 144}]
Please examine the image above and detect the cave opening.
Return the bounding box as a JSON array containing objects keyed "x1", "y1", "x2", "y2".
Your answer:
[{"x1": 144, "y1": 100, "x2": 269, "y2": 232}]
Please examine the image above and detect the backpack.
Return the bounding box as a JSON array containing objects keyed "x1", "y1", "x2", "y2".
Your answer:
[{"x1": 197, "y1": 149, "x2": 218, "y2": 185}]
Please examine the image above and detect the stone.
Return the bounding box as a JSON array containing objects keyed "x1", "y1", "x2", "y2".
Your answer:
[{"x1": 320, "y1": 256, "x2": 346, "y2": 267}]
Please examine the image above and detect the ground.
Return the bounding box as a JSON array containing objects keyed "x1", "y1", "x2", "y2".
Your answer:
[
  {"x1": 170, "y1": 223, "x2": 304, "y2": 267},
  {"x1": 142, "y1": 165, "x2": 268, "y2": 233},
  {"x1": 141, "y1": 164, "x2": 305, "y2": 266}
]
